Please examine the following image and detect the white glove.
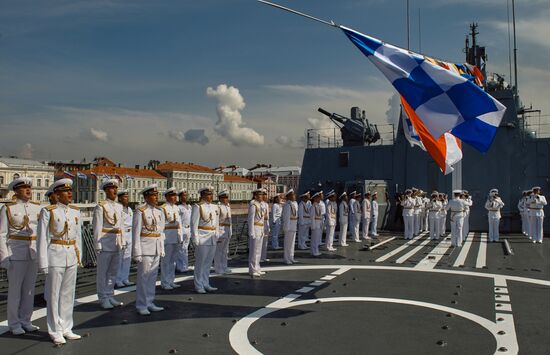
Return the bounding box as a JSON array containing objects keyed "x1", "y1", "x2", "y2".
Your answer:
[
  {"x1": 96, "y1": 249, "x2": 102, "y2": 255},
  {"x1": 160, "y1": 252, "x2": 166, "y2": 258},
  {"x1": 40, "y1": 267, "x2": 49, "y2": 274},
  {"x1": 133, "y1": 256, "x2": 142, "y2": 263}
]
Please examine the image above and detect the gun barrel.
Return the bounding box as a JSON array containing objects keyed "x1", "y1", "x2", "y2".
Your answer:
[{"x1": 318, "y1": 108, "x2": 332, "y2": 117}]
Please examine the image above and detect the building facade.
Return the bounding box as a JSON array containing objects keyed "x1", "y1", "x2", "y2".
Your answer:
[
  {"x1": 156, "y1": 162, "x2": 225, "y2": 201},
  {"x1": 248, "y1": 165, "x2": 301, "y2": 194},
  {"x1": 220, "y1": 175, "x2": 256, "y2": 201},
  {"x1": 0, "y1": 157, "x2": 55, "y2": 202}
]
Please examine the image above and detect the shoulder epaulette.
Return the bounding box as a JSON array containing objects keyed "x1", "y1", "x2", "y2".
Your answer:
[
  {"x1": 69, "y1": 204, "x2": 80, "y2": 210},
  {"x1": 46, "y1": 205, "x2": 57, "y2": 211},
  {"x1": 98, "y1": 201, "x2": 107, "y2": 207},
  {"x1": 138, "y1": 205, "x2": 147, "y2": 213},
  {"x1": 5, "y1": 201, "x2": 16, "y2": 206},
  {"x1": 30, "y1": 201, "x2": 41, "y2": 205}
]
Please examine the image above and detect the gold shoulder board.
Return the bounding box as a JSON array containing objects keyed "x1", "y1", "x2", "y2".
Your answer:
[
  {"x1": 46, "y1": 205, "x2": 57, "y2": 211},
  {"x1": 69, "y1": 205, "x2": 80, "y2": 210},
  {"x1": 30, "y1": 201, "x2": 41, "y2": 205},
  {"x1": 5, "y1": 201, "x2": 16, "y2": 206}
]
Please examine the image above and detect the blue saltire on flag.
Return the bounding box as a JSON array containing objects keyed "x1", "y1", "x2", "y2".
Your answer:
[
  {"x1": 340, "y1": 26, "x2": 506, "y2": 153},
  {"x1": 63, "y1": 171, "x2": 75, "y2": 178},
  {"x1": 76, "y1": 171, "x2": 87, "y2": 180}
]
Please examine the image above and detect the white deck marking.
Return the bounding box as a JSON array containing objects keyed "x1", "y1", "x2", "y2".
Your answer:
[
  {"x1": 320, "y1": 275, "x2": 336, "y2": 281},
  {"x1": 476, "y1": 233, "x2": 488, "y2": 268},
  {"x1": 493, "y1": 278, "x2": 519, "y2": 354},
  {"x1": 452, "y1": 232, "x2": 475, "y2": 267},
  {"x1": 495, "y1": 295, "x2": 510, "y2": 302},
  {"x1": 296, "y1": 287, "x2": 315, "y2": 293},
  {"x1": 368, "y1": 237, "x2": 396, "y2": 250},
  {"x1": 309, "y1": 281, "x2": 326, "y2": 287},
  {"x1": 395, "y1": 235, "x2": 432, "y2": 264},
  {"x1": 495, "y1": 287, "x2": 509, "y2": 294},
  {"x1": 415, "y1": 237, "x2": 453, "y2": 270},
  {"x1": 375, "y1": 232, "x2": 428, "y2": 262},
  {"x1": 495, "y1": 303, "x2": 512, "y2": 312}
]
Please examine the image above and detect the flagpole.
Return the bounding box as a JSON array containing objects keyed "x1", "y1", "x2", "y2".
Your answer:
[{"x1": 257, "y1": 0, "x2": 339, "y2": 28}]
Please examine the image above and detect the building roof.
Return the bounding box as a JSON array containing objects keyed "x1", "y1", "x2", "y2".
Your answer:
[
  {"x1": 0, "y1": 157, "x2": 53, "y2": 169},
  {"x1": 79, "y1": 166, "x2": 166, "y2": 179},
  {"x1": 156, "y1": 162, "x2": 219, "y2": 174},
  {"x1": 223, "y1": 175, "x2": 254, "y2": 183},
  {"x1": 248, "y1": 166, "x2": 301, "y2": 176}
]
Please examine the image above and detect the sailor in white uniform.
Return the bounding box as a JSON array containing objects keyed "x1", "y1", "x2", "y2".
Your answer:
[
  {"x1": 439, "y1": 193, "x2": 448, "y2": 237},
  {"x1": 461, "y1": 190, "x2": 473, "y2": 241},
  {"x1": 421, "y1": 191, "x2": 430, "y2": 232},
  {"x1": 371, "y1": 192, "x2": 379, "y2": 237},
  {"x1": 427, "y1": 191, "x2": 442, "y2": 240},
  {"x1": 282, "y1": 189, "x2": 298, "y2": 264},
  {"x1": 214, "y1": 190, "x2": 232, "y2": 274},
  {"x1": 37, "y1": 179, "x2": 83, "y2": 344},
  {"x1": 160, "y1": 187, "x2": 183, "y2": 290},
  {"x1": 248, "y1": 189, "x2": 265, "y2": 276},
  {"x1": 338, "y1": 192, "x2": 349, "y2": 246},
  {"x1": 297, "y1": 192, "x2": 311, "y2": 250},
  {"x1": 361, "y1": 192, "x2": 371, "y2": 240},
  {"x1": 115, "y1": 189, "x2": 133, "y2": 288},
  {"x1": 176, "y1": 189, "x2": 192, "y2": 272},
  {"x1": 446, "y1": 190, "x2": 467, "y2": 247},
  {"x1": 270, "y1": 195, "x2": 283, "y2": 250},
  {"x1": 517, "y1": 191, "x2": 529, "y2": 237},
  {"x1": 485, "y1": 189, "x2": 505, "y2": 242},
  {"x1": 310, "y1": 191, "x2": 323, "y2": 256},
  {"x1": 260, "y1": 189, "x2": 271, "y2": 262},
  {"x1": 527, "y1": 186, "x2": 547, "y2": 243},
  {"x1": 349, "y1": 191, "x2": 362, "y2": 242},
  {"x1": 325, "y1": 190, "x2": 338, "y2": 251},
  {"x1": 132, "y1": 184, "x2": 165, "y2": 315},
  {"x1": 191, "y1": 186, "x2": 219, "y2": 292},
  {"x1": 93, "y1": 178, "x2": 124, "y2": 309},
  {"x1": 401, "y1": 189, "x2": 415, "y2": 240},
  {"x1": 0, "y1": 177, "x2": 42, "y2": 335}
]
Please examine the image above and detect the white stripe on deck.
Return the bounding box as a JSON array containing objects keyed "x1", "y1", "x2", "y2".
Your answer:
[
  {"x1": 395, "y1": 235, "x2": 432, "y2": 264},
  {"x1": 452, "y1": 232, "x2": 475, "y2": 267},
  {"x1": 415, "y1": 237, "x2": 453, "y2": 270},
  {"x1": 375, "y1": 232, "x2": 428, "y2": 263},
  {"x1": 476, "y1": 232, "x2": 488, "y2": 268}
]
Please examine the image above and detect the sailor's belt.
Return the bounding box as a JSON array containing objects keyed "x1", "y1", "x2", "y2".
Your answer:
[
  {"x1": 102, "y1": 228, "x2": 121, "y2": 234},
  {"x1": 164, "y1": 225, "x2": 180, "y2": 230},
  {"x1": 488, "y1": 209, "x2": 499, "y2": 212},
  {"x1": 220, "y1": 223, "x2": 232, "y2": 227},
  {"x1": 303, "y1": 215, "x2": 310, "y2": 218},
  {"x1": 8, "y1": 235, "x2": 36, "y2": 241},
  {"x1": 140, "y1": 232, "x2": 160, "y2": 238},
  {"x1": 253, "y1": 222, "x2": 264, "y2": 227},
  {"x1": 50, "y1": 239, "x2": 76, "y2": 245},
  {"x1": 198, "y1": 226, "x2": 216, "y2": 231}
]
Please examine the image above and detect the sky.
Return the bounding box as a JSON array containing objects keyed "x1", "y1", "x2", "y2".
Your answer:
[{"x1": 1, "y1": 0, "x2": 549, "y2": 168}]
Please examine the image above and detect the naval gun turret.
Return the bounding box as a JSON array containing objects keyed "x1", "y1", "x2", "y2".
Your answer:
[{"x1": 318, "y1": 106, "x2": 380, "y2": 147}]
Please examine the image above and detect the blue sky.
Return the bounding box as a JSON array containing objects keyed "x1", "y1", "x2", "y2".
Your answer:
[{"x1": 1, "y1": 0, "x2": 549, "y2": 167}]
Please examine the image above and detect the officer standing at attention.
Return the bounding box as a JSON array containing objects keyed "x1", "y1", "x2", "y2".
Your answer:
[
  {"x1": 270, "y1": 195, "x2": 283, "y2": 250},
  {"x1": 160, "y1": 187, "x2": 183, "y2": 290},
  {"x1": 371, "y1": 192, "x2": 379, "y2": 237},
  {"x1": 446, "y1": 190, "x2": 467, "y2": 247},
  {"x1": 191, "y1": 186, "x2": 219, "y2": 292},
  {"x1": 0, "y1": 177, "x2": 42, "y2": 335},
  {"x1": 485, "y1": 189, "x2": 505, "y2": 242},
  {"x1": 176, "y1": 189, "x2": 191, "y2": 273},
  {"x1": 401, "y1": 189, "x2": 415, "y2": 240},
  {"x1": 361, "y1": 192, "x2": 371, "y2": 240},
  {"x1": 282, "y1": 189, "x2": 298, "y2": 264},
  {"x1": 115, "y1": 189, "x2": 133, "y2": 288},
  {"x1": 260, "y1": 189, "x2": 271, "y2": 262},
  {"x1": 132, "y1": 184, "x2": 165, "y2": 315},
  {"x1": 461, "y1": 190, "x2": 473, "y2": 241},
  {"x1": 349, "y1": 191, "x2": 362, "y2": 242},
  {"x1": 338, "y1": 192, "x2": 349, "y2": 246},
  {"x1": 37, "y1": 179, "x2": 82, "y2": 344},
  {"x1": 297, "y1": 192, "x2": 311, "y2": 250},
  {"x1": 439, "y1": 193, "x2": 448, "y2": 237},
  {"x1": 248, "y1": 189, "x2": 265, "y2": 277},
  {"x1": 325, "y1": 190, "x2": 337, "y2": 251},
  {"x1": 214, "y1": 190, "x2": 232, "y2": 274},
  {"x1": 310, "y1": 191, "x2": 323, "y2": 256},
  {"x1": 527, "y1": 186, "x2": 547, "y2": 244},
  {"x1": 517, "y1": 191, "x2": 529, "y2": 237},
  {"x1": 427, "y1": 191, "x2": 442, "y2": 240},
  {"x1": 92, "y1": 179, "x2": 124, "y2": 309}
]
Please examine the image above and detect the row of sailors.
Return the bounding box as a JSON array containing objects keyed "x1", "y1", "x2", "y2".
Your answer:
[
  {"x1": 517, "y1": 187, "x2": 547, "y2": 243},
  {"x1": 0, "y1": 177, "x2": 233, "y2": 344}
]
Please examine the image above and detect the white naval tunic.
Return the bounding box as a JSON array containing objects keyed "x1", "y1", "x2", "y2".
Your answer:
[
  {"x1": 485, "y1": 197, "x2": 505, "y2": 242},
  {"x1": 260, "y1": 201, "x2": 270, "y2": 261},
  {"x1": 339, "y1": 200, "x2": 349, "y2": 246},
  {"x1": 527, "y1": 194, "x2": 546, "y2": 243},
  {"x1": 37, "y1": 203, "x2": 82, "y2": 339},
  {"x1": 349, "y1": 198, "x2": 361, "y2": 242},
  {"x1": 0, "y1": 199, "x2": 41, "y2": 331},
  {"x1": 116, "y1": 205, "x2": 133, "y2": 285},
  {"x1": 462, "y1": 197, "x2": 473, "y2": 241},
  {"x1": 191, "y1": 201, "x2": 219, "y2": 290},
  {"x1": 214, "y1": 203, "x2": 232, "y2": 274},
  {"x1": 271, "y1": 202, "x2": 282, "y2": 249},
  {"x1": 361, "y1": 198, "x2": 371, "y2": 240},
  {"x1": 325, "y1": 200, "x2": 337, "y2": 249},
  {"x1": 297, "y1": 201, "x2": 311, "y2": 249},
  {"x1": 248, "y1": 200, "x2": 265, "y2": 274},
  {"x1": 282, "y1": 200, "x2": 298, "y2": 264},
  {"x1": 92, "y1": 199, "x2": 123, "y2": 302},
  {"x1": 310, "y1": 202, "x2": 323, "y2": 256},
  {"x1": 161, "y1": 203, "x2": 183, "y2": 288},
  {"x1": 427, "y1": 199, "x2": 443, "y2": 240},
  {"x1": 371, "y1": 200, "x2": 379, "y2": 236},
  {"x1": 176, "y1": 203, "x2": 192, "y2": 271},
  {"x1": 401, "y1": 197, "x2": 415, "y2": 240},
  {"x1": 132, "y1": 204, "x2": 165, "y2": 311},
  {"x1": 446, "y1": 198, "x2": 466, "y2": 246}
]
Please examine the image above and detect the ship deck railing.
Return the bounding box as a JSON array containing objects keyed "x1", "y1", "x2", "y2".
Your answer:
[{"x1": 306, "y1": 125, "x2": 395, "y2": 149}]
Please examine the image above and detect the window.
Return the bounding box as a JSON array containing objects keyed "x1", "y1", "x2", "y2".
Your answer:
[
  {"x1": 13, "y1": 173, "x2": 20, "y2": 180},
  {"x1": 37, "y1": 193, "x2": 41, "y2": 201},
  {"x1": 37, "y1": 179, "x2": 42, "y2": 187},
  {"x1": 0, "y1": 176, "x2": 3, "y2": 185},
  {"x1": 45, "y1": 179, "x2": 49, "y2": 186}
]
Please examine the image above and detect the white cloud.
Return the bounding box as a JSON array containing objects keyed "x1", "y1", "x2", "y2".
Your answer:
[
  {"x1": 206, "y1": 84, "x2": 264, "y2": 147},
  {"x1": 385, "y1": 93, "x2": 401, "y2": 125},
  {"x1": 169, "y1": 129, "x2": 209, "y2": 145},
  {"x1": 490, "y1": 16, "x2": 550, "y2": 50},
  {"x1": 275, "y1": 135, "x2": 304, "y2": 149},
  {"x1": 266, "y1": 84, "x2": 369, "y2": 101},
  {"x1": 18, "y1": 143, "x2": 34, "y2": 159},
  {"x1": 82, "y1": 128, "x2": 108, "y2": 142}
]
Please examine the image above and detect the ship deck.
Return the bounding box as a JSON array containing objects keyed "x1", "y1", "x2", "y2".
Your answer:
[{"x1": 1, "y1": 232, "x2": 550, "y2": 354}]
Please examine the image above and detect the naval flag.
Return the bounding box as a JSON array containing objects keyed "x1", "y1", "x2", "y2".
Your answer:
[
  {"x1": 341, "y1": 26, "x2": 506, "y2": 153},
  {"x1": 63, "y1": 171, "x2": 75, "y2": 178},
  {"x1": 76, "y1": 171, "x2": 87, "y2": 180}
]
